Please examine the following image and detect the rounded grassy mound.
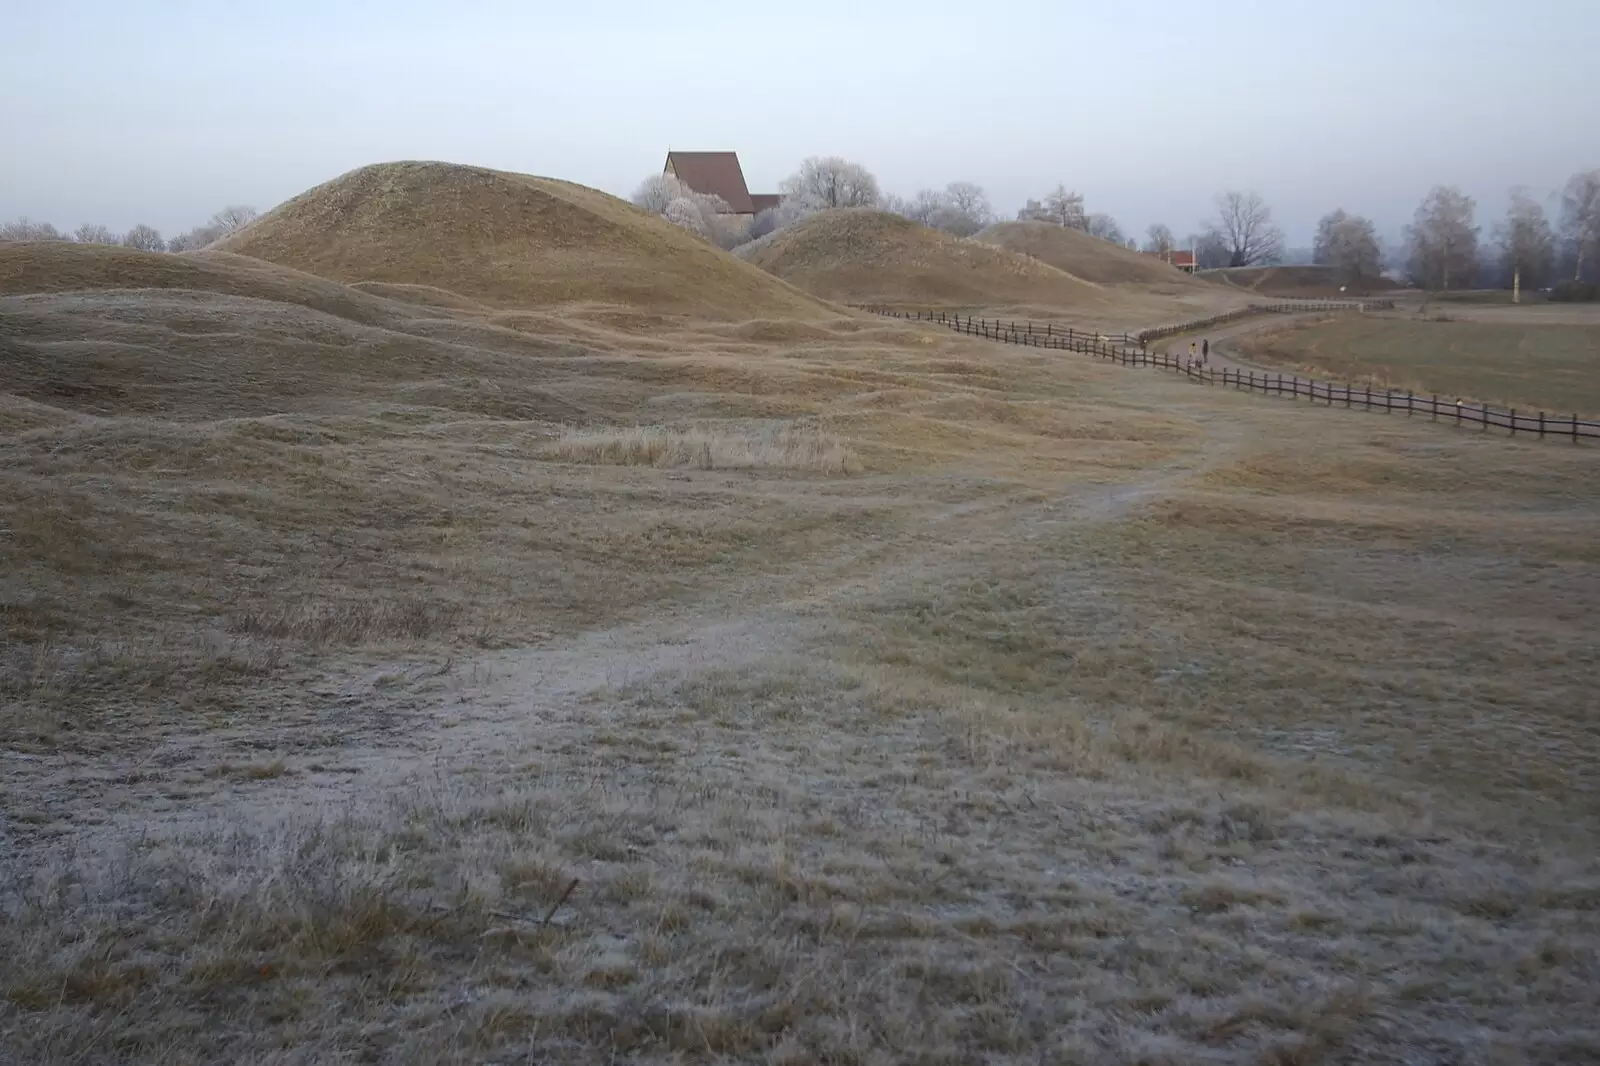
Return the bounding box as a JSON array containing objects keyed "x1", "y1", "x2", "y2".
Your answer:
[
  {"x1": 216, "y1": 161, "x2": 835, "y2": 320},
  {"x1": 975, "y1": 221, "x2": 1205, "y2": 289},
  {"x1": 738, "y1": 209, "x2": 1112, "y2": 312},
  {"x1": 0, "y1": 240, "x2": 407, "y2": 328}
]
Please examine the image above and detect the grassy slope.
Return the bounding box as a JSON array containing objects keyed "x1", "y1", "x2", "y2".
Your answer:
[
  {"x1": 974, "y1": 220, "x2": 1204, "y2": 290},
  {"x1": 3, "y1": 241, "x2": 1600, "y2": 1064},
  {"x1": 737, "y1": 208, "x2": 1125, "y2": 318},
  {"x1": 215, "y1": 161, "x2": 837, "y2": 321},
  {"x1": 1233, "y1": 313, "x2": 1600, "y2": 415}
]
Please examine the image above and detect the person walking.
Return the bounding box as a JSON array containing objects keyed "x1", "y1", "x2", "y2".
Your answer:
[{"x1": 1202, "y1": 338, "x2": 1210, "y2": 362}]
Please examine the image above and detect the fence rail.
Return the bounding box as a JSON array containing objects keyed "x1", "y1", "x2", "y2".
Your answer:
[
  {"x1": 857, "y1": 305, "x2": 1598, "y2": 444},
  {"x1": 1132, "y1": 299, "x2": 1395, "y2": 345}
]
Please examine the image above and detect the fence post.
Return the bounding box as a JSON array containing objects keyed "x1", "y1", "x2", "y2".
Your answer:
[
  {"x1": 1407, "y1": 390, "x2": 1414, "y2": 415},
  {"x1": 1510, "y1": 409, "x2": 1517, "y2": 436},
  {"x1": 1364, "y1": 384, "x2": 1371, "y2": 409},
  {"x1": 1575, "y1": 414, "x2": 1581, "y2": 444},
  {"x1": 1431, "y1": 394, "x2": 1438, "y2": 421},
  {"x1": 1539, "y1": 411, "x2": 1546, "y2": 439}
]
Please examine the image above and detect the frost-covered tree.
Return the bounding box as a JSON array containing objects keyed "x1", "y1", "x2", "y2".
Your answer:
[
  {"x1": 1087, "y1": 213, "x2": 1123, "y2": 243},
  {"x1": 122, "y1": 224, "x2": 166, "y2": 252},
  {"x1": 780, "y1": 156, "x2": 880, "y2": 210},
  {"x1": 0, "y1": 217, "x2": 68, "y2": 241},
  {"x1": 73, "y1": 223, "x2": 120, "y2": 244}
]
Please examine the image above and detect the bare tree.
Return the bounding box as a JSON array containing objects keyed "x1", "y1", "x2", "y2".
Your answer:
[
  {"x1": 122, "y1": 224, "x2": 166, "y2": 252},
  {"x1": 1016, "y1": 198, "x2": 1048, "y2": 222},
  {"x1": 941, "y1": 182, "x2": 993, "y2": 236},
  {"x1": 1207, "y1": 191, "x2": 1284, "y2": 267},
  {"x1": 1312, "y1": 208, "x2": 1350, "y2": 266},
  {"x1": 878, "y1": 192, "x2": 911, "y2": 217},
  {"x1": 1406, "y1": 185, "x2": 1478, "y2": 290},
  {"x1": 166, "y1": 230, "x2": 204, "y2": 252},
  {"x1": 1560, "y1": 169, "x2": 1600, "y2": 283},
  {"x1": 632, "y1": 174, "x2": 689, "y2": 214},
  {"x1": 1494, "y1": 187, "x2": 1555, "y2": 294},
  {"x1": 210, "y1": 205, "x2": 258, "y2": 236},
  {"x1": 165, "y1": 205, "x2": 260, "y2": 252},
  {"x1": 0, "y1": 217, "x2": 68, "y2": 241},
  {"x1": 1087, "y1": 213, "x2": 1123, "y2": 243},
  {"x1": 780, "y1": 156, "x2": 880, "y2": 210},
  {"x1": 748, "y1": 196, "x2": 814, "y2": 241},
  {"x1": 904, "y1": 188, "x2": 947, "y2": 227},
  {"x1": 1313, "y1": 209, "x2": 1381, "y2": 283},
  {"x1": 662, "y1": 197, "x2": 708, "y2": 237},
  {"x1": 1043, "y1": 185, "x2": 1088, "y2": 229},
  {"x1": 73, "y1": 223, "x2": 120, "y2": 245},
  {"x1": 1143, "y1": 223, "x2": 1174, "y2": 255},
  {"x1": 1186, "y1": 231, "x2": 1232, "y2": 270},
  {"x1": 168, "y1": 226, "x2": 221, "y2": 251}
]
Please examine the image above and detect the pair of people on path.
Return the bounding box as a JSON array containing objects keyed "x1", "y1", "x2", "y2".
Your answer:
[{"x1": 1187, "y1": 338, "x2": 1211, "y2": 369}]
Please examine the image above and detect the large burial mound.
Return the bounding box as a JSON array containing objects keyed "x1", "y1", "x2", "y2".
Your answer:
[
  {"x1": 1207, "y1": 265, "x2": 1404, "y2": 298},
  {"x1": 738, "y1": 209, "x2": 1113, "y2": 314},
  {"x1": 215, "y1": 161, "x2": 835, "y2": 320},
  {"x1": 974, "y1": 221, "x2": 1206, "y2": 290}
]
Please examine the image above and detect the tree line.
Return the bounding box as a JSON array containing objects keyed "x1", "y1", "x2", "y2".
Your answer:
[
  {"x1": 0, "y1": 205, "x2": 260, "y2": 252},
  {"x1": 628, "y1": 157, "x2": 1292, "y2": 275},
  {"x1": 630, "y1": 155, "x2": 1600, "y2": 299},
  {"x1": 12, "y1": 160, "x2": 1593, "y2": 299},
  {"x1": 1393, "y1": 172, "x2": 1599, "y2": 295}
]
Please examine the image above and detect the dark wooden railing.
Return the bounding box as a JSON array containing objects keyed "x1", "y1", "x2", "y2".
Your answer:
[{"x1": 856, "y1": 305, "x2": 1597, "y2": 444}]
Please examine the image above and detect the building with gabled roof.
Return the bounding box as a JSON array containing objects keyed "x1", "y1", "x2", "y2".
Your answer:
[{"x1": 663, "y1": 151, "x2": 778, "y2": 220}]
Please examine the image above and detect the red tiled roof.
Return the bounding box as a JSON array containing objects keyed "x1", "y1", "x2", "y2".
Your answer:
[
  {"x1": 1167, "y1": 250, "x2": 1195, "y2": 267},
  {"x1": 664, "y1": 152, "x2": 754, "y2": 214}
]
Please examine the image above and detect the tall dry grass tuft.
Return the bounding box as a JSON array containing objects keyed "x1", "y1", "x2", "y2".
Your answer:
[{"x1": 552, "y1": 420, "x2": 856, "y2": 473}]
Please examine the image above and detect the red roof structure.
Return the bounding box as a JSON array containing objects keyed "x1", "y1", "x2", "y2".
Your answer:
[
  {"x1": 662, "y1": 151, "x2": 779, "y2": 215},
  {"x1": 664, "y1": 152, "x2": 755, "y2": 214}
]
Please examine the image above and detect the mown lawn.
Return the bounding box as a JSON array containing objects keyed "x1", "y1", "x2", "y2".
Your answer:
[{"x1": 1234, "y1": 315, "x2": 1600, "y2": 416}]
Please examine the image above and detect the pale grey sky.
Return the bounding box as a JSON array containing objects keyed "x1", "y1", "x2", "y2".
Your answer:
[{"x1": 3, "y1": 0, "x2": 1596, "y2": 245}]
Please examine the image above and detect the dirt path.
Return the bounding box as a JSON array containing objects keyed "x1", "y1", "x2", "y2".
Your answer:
[
  {"x1": 1155, "y1": 311, "x2": 1319, "y2": 375},
  {"x1": 7, "y1": 408, "x2": 1251, "y2": 860}
]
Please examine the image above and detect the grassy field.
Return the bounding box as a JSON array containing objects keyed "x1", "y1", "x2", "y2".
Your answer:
[
  {"x1": 1233, "y1": 312, "x2": 1600, "y2": 416},
  {"x1": 4, "y1": 192, "x2": 1600, "y2": 1064}
]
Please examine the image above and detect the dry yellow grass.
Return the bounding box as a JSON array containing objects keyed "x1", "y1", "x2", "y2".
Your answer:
[
  {"x1": 3, "y1": 203, "x2": 1600, "y2": 1064},
  {"x1": 552, "y1": 420, "x2": 856, "y2": 473},
  {"x1": 215, "y1": 160, "x2": 837, "y2": 321},
  {"x1": 737, "y1": 208, "x2": 1119, "y2": 315},
  {"x1": 975, "y1": 220, "x2": 1205, "y2": 290}
]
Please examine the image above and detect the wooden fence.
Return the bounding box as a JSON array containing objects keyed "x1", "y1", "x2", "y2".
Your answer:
[
  {"x1": 1132, "y1": 299, "x2": 1395, "y2": 345},
  {"x1": 859, "y1": 306, "x2": 1599, "y2": 443}
]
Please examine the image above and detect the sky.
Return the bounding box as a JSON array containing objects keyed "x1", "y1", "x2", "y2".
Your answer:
[{"x1": 3, "y1": 0, "x2": 1597, "y2": 246}]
